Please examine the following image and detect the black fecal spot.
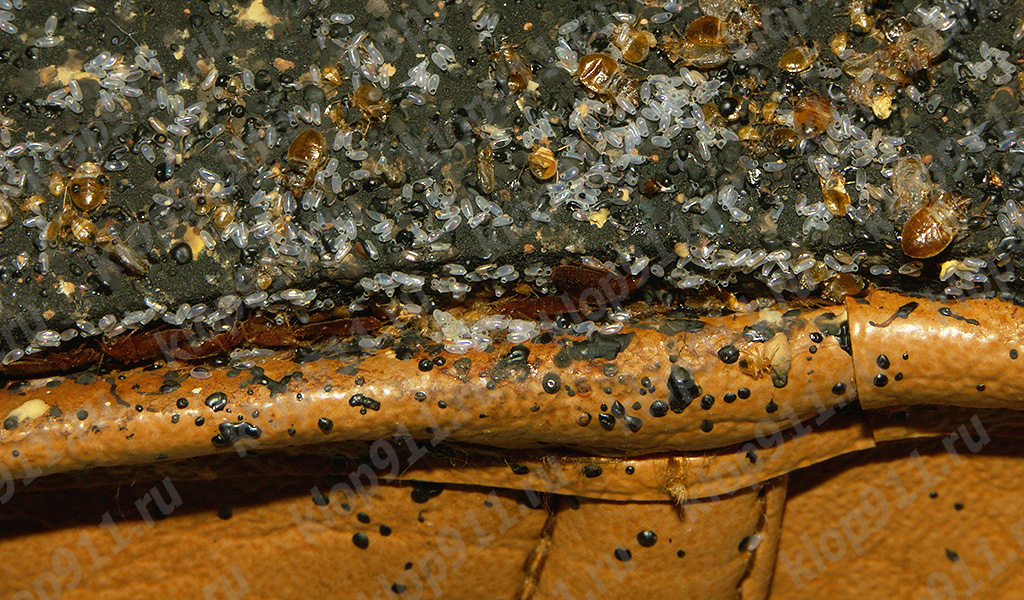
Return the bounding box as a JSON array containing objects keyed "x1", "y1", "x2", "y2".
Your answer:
[
  {"x1": 393, "y1": 345, "x2": 415, "y2": 361},
  {"x1": 836, "y1": 321, "x2": 852, "y2": 356},
  {"x1": 176, "y1": 397, "x2": 189, "y2": 409},
  {"x1": 614, "y1": 548, "x2": 632, "y2": 562},
  {"x1": 876, "y1": 354, "x2": 890, "y2": 369},
  {"x1": 205, "y1": 392, "x2": 228, "y2": 412},
  {"x1": 657, "y1": 319, "x2": 705, "y2": 335},
  {"x1": 212, "y1": 422, "x2": 262, "y2": 446},
  {"x1": 582, "y1": 464, "x2": 603, "y2": 478},
  {"x1": 552, "y1": 333, "x2": 634, "y2": 368},
  {"x1": 700, "y1": 419, "x2": 713, "y2": 432},
  {"x1": 505, "y1": 345, "x2": 529, "y2": 362},
  {"x1": 352, "y1": 533, "x2": 370, "y2": 549},
  {"x1": 742, "y1": 322, "x2": 776, "y2": 342},
  {"x1": 717, "y1": 345, "x2": 739, "y2": 364},
  {"x1": 357, "y1": 512, "x2": 371, "y2": 524},
  {"x1": 418, "y1": 358, "x2": 433, "y2": 372},
  {"x1": 649, "y1": 401, "x2": 668, "y2": 417},
  {"x1": 701, "y1": 394, "x2": 715, "y2": 410},
  {"x1": 637, "y1": 530, "x2": 658, "y2": 547},
  {"x1": 349, "y1": 393, "x2": 380, "y2": 411},
  {"x1": 809, "y1": 332, "x2": 824, "y2": 343},
  {"x1": 293, "y1": 348, "x2": 322, "y2": 364},
  {"x1": 492, "y1": 344, "x2": 532, "y2": 382},
  {"x1": 77, "y1": 410, "x2": 88, "y2": 421},
  {"x1": 610, "y1": 401, "x2": 625, "y2": 418},
  {"x1": 746, "y1": 449, "x2": 758, "y2": 464},
  {"x1": 977, "y1": 384, "x2": 985, "y2": 391},
  {"x1": 677, "y1": 550, "x2": 686, "y2": 558},
  {"x1": 510, "y1": 463, "x2": 530, "y2": 475},
  {"x1": 625, "y1": 466, "x2": 635, "y2": 474},
  {"x1": 765, "y1": 401, "x2": 778, "y2": 413},
  {"x1": 195, "y1": 416, "x2": 205, "y2": 426},
  {"x1": 411, "y1": 482, "x2": 445, "y2": 503},
  {"x1": 542, "y1": 373, "x2": 561, "y2": 394},
  {"x1": 724, "y1": 392, "x2": 737, "y2": 403},
  {"x1": 832, "y1": 382, "x2": 846, "y2": 395},
  {"x1": 937, "y1": 307, "x2": 981, "y2": 326},
  {"x1": 453, "y1": 357, "x2": 472, "y2": 380},
  {"x1": 870, "y1": 302, "x2": 919, "y2": 327},
  {"x1": 318, "y1": 417, "x2": 334, "y2": 432},
  {"x1": 598, "y1": 413, "x2": 616, "y2": 429},
  {"x1": 1011, "y1": 349, "x2": 1019, "y2": 360},
  {"x1": 874, "y1": 374, "x2": 888, "y2": 387},
  {"x1": 894, "y1": 372, "x2": 903, "y2": 381},
  {"x1": 623, "y1": 416, "x2": 643, "y2": 432},
  {"x1": 737, "y1": 388, "x2": 751, "y2": 399},
  {"x1": 668, "y1": 365, "x2": 701, "y2": 413},
  {"x1": 945, "y1": 548, "x2": 960, "y2": 562},
  {"x1": 380, "y1": 525, "x2": 392, "y2": 536}
]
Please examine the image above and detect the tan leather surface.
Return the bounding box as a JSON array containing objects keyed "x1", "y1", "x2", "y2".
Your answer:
[
  {"x1": 0, "y1": 305, "x2": 855, "y2": 479},
  {"x1": 848, "y1": 290, "x2": 1024, "y2": 411},
  {"x1": 0, "y1": 472, "x2": 783, "y2": 599},
  {"x1": 533, "y1": 479, "x2": 787, "y2": 600},
  {"x1": 773, "y1": 434, "x2": 1024, "y2": 599},
  {"x1": 5, "y1": 291, "x2": 1024, "y2": 598}
]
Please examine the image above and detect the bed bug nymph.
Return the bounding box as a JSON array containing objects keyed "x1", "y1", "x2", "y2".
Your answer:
[{"x1": 283, "y1": 129, "x2": 327, "y2": 198}]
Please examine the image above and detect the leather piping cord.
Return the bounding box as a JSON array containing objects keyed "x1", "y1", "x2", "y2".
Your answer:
[{"x1": 0, "y1": 289, "x2": 1019, "y2": 485}]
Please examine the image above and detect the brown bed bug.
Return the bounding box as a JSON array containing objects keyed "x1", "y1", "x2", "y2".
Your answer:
[
  {"x1": 67, "y1": 162, "x2": 108, "y2": 214},
  {"x1": 901, "y1": 190, "x2": 971, "y2": 259},
  {"x1": 283, "y1": 129, "x2": 327, "y2": 196},
  {"x1": 659, "y1": 16, "x2": 730, "y2": 69},
  {"x1": 576, "y1": 53, "x2": 641, "y2": 106}
]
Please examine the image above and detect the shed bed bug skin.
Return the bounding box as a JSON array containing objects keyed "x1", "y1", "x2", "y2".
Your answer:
[
  {"x1": 489, "y1": 38, "x2": 533, "y2": 93},
  {"x1": 351, "y1": 84, "x2": 391, "y2": 123},
  {"x1": 527, "y1": 146, "x2": 557, "y2": 181},
  {"x1": 611, "y1": 23, "x2": 657, "y2": 64}
]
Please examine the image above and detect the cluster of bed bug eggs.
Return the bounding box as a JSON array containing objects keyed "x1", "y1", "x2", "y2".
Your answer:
[{"x1": 0, "y1": 0, "x2": 1021, "y2": 364}]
